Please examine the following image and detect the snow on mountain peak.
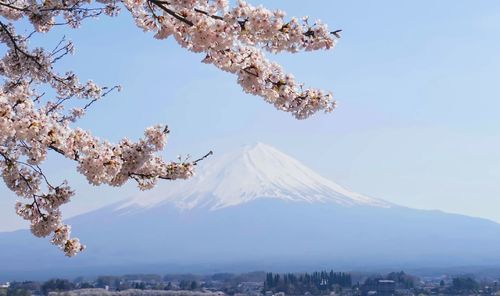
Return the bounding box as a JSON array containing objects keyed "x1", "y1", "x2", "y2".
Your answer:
[{"x1": 117, "y1": 143, "x2": 390, "y2": 211}]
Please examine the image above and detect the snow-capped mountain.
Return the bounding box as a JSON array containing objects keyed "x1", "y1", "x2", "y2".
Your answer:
[
  {"x1": 2, "y1": 143, "x2": 500, "y2": 280},
  {"x1": 117, "y1": 143, "x2": 388, "y2": 212}
]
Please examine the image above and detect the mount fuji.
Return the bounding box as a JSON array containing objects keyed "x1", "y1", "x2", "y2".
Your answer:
[
  {"x1": 118, "y1": 143, "x2": 389, "y2": 211},
  {"x1": 2, "y1": 143, "x2": 500, "y2": 280}
]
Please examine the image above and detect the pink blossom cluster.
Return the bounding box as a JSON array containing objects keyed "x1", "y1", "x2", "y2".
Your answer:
[
  {"x1": 0, "y1": 79, "x2": 196, "y2": 255},
  {"x1": 0, "y1": 0, "x2": 338, "y2": 255},
  {"x1": 125, "y1": 0, "x2": 339, "y2": 119}
]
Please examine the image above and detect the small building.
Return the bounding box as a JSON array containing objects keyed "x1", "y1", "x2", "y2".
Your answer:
[
  {"x1": 362, "y1": 280, "x2": 395, "y2": 296},
  {"x1": 377, "y1": 280, "x2": 395, "y2": 296},
  {"x1": 0, "y1": 283, "x2": 9, "y2": 289}
]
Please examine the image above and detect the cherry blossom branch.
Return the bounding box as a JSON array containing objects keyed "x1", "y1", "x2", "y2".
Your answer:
[
  {"x1": 193, "y1": 150, "x2": 214, "y2": 164},
  {"x1": 148, "y1": 0, "x2": 194, "y2": 26},
  {"x1": 133, "y1": 0, "x2": 338, "y2": 119}
]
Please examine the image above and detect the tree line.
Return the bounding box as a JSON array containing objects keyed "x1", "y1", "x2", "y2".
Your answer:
[{"x1": 264, "y1": 270, "x2": 352, "y2": 295}]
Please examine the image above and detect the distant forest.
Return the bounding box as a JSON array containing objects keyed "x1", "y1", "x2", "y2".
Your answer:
[{"x1": 264, "y1": 271, "x2": 352, "y2": 294}]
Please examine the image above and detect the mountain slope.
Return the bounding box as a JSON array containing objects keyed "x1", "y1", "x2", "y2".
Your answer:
[
  {"x1": 117, "y1": 143, "x2": 388, "y2": 211},
  {"x1": 2, "y1": 143, "x2": 500, "y2": 280}
]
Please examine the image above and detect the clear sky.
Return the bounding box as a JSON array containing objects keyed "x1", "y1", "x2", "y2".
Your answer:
[{"x1": 2, "y1": 0, "x2": 500, "y2": 231}]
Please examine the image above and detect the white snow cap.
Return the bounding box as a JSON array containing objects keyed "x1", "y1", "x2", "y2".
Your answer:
[{"x1": 118, "y1": 143, "x2": 390, "y2": 211}]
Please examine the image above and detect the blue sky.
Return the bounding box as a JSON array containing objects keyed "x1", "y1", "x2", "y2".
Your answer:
[{"x1": 2, "y1": 0, "x2": 500, "y2": 231}]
